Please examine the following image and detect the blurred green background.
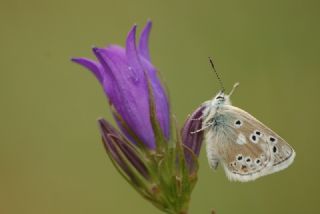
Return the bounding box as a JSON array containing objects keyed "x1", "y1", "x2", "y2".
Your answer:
[{"x1": 1, "y1": 0, "x2": 319, "y2": 213}]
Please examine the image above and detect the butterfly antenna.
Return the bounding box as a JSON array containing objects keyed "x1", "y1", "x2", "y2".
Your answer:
[
  {"x1": 208, "y1": 57, "x2": 225, "y2": 93},
  {"x1": 228, "y1": 82, "x2": 240, "y2": 97}
]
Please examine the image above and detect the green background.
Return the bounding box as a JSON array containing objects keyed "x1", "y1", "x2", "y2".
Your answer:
[{"x1": 1, "y1": 0, "x2": 319, "y2": 213}]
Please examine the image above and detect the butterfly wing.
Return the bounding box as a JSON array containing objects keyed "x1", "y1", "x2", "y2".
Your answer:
[{"x1": 205, "y1": 105, "x2": 295, "y2": 182}]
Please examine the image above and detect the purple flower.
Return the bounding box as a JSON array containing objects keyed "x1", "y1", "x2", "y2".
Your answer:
[
  {"x1": 72, "y1": 21, "x2": 203, "y2": 213},
  {"x1": 72, "y1": 21, "x2": 169, "y2": 149}
]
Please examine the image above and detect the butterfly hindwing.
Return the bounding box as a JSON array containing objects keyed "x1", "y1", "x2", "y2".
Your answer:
[
  {"x1": 226, "y1": 106, "x2": 296, "y2": 175},
  {"x1": 205, "y1": 105, "x2": 295, "y2": 182}
]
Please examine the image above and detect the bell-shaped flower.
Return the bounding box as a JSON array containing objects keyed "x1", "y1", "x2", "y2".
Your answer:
[
  {"x1": 72, "y1": 21, "x2": 169, "y2": 149},
  {"x1": 72, "y1": 21, "x2": 203, "y2": 214}
]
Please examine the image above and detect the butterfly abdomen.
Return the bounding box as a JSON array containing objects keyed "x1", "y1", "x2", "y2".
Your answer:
[{"x1": 204, "y1": 111, "x2": 234, "y2": 171}]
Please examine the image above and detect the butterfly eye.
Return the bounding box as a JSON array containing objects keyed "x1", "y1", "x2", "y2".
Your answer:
[
  {"x1": 234, "y1": 119, "x2": 243, "y2": 128},
  {"x1": 216, "y1": 96, "x2": 225, "y2": 100}
]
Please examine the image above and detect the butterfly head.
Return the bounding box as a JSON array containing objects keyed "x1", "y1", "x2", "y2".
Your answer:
[
  {"x1": 212, "y1": 91, "x2": 230, "y2": 106},
  {"x1": 211, "y1": 82, "x2": 240, "y2": 107}
]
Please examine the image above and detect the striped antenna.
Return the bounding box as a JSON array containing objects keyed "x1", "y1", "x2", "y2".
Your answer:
[{"x1": 208, "y1": 57, "x2": 225, "y2": 93}]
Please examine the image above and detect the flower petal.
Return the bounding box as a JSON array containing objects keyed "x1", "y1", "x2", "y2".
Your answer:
[
  {"x1": 127, "y1": 24, "x2": 170, "y2": 139},
  {"x1": 139, "y1": 20, "x2": 152, "y2": 61},
  {"x1": 91, "y1": 47, "x2": 116, "y2": 101},
  {"x1": 74, "y1": 23, "x2": 170, "y2": 149},
  {"x1": 94, "y1": 46, "x2": 156, "y2": 149},
  {"x1": 140, "y1": 57, "x2": 170, "y2": 139},
  {"x1": 71, "y1": 57, "x2": 104, "y2": 83}
]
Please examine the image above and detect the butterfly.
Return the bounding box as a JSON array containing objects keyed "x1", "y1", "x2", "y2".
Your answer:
[{"x1": 193, "y1": 58, "x2": 295, "y2": 182}]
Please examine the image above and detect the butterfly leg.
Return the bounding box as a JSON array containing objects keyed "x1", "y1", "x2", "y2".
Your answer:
[
  {"x1": 190, "y1": 115, "x2": 205, "y2": 121},
  {"x1": 190, "y1": 122, "x2": 215, "y2": 134}
]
